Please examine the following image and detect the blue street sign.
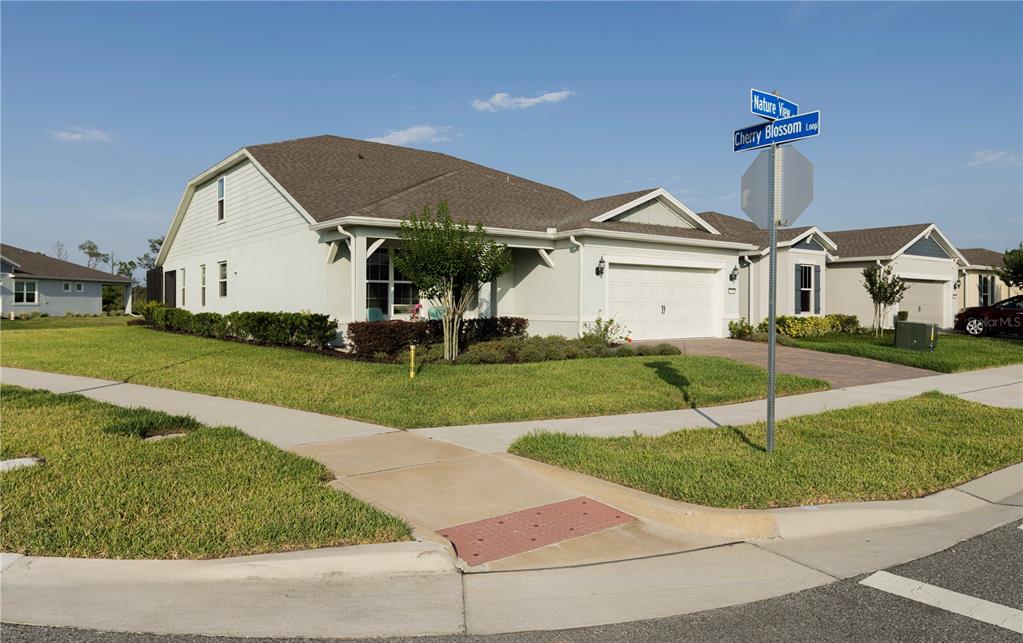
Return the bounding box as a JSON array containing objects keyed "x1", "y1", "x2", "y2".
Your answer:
[
  {"x1": 751, "y1": 89, "x2": 798, "y2": 120},
  {"x1": 733, "y1": 111, "x2": 821, "y2": 152}
]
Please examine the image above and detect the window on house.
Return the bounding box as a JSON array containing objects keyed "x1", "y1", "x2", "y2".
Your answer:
[
  {"x1": 14, "y1": 281, "x2": 38, "y2": 304},
  {"x1": 218, "y1": 262, "x2": 228, "y2": 297},
  {"x1": 799, "y1": 265, "x2": 813, "y2": 313},
  {"x1": 75, "y1": 283, "x2": 84, "y2": 292},
  {"x1": 217, "y1": 177, "x2": 225, "y2": 222},
  {"x1": 365, "y1": 250, "x2": 418, "y2": 317},
  {"x1": 180, "y1": 268, "x2": 186, "y2": 306},
  {"x1": 200, "y1": 265, "x2": 206, "y2": 306},
  {"x1": 63, "y1": 282, "x2": 71, "y2": 292}
]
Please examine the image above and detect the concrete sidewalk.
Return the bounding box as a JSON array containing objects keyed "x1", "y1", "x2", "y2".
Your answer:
[{"x1": 418, "y1": 363, "x2": 1023, "y2": 452}]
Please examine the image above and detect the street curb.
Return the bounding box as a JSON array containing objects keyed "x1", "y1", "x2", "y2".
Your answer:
[
  {"x1": 501, "y1": 455, "x2": 1023, "y2": 543},
  {"x1": 0, "y1": 541, "x2": 464, "y2": 639}
]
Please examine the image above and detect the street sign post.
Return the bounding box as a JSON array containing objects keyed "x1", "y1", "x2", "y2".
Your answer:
[
  {"x1": 733, "y1": 111, "x2": 821, "y2": 152},
  {"x1": 734, "y1": 91, "x2": 819, "y2": 453},
  {"x1": 751, "y1": 89, "x2": 798, "y2": 120}
]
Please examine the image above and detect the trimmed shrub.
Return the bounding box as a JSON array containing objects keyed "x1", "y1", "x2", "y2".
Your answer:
[
  {"x1": 728, "y1": 318, "x2": 756, "y2": 339},
  {"x1": 825, "y1": 313, "x2": 859, "y2": 333},
  {"x1": 457, "y1": 341, "x2": 509, "y2": 364},
  {"x1": 191, "y1": 312, "x2": 228, "y2": 338},
  {"x1": 138, "y1": 304, "x2": 338, "y2": 349},
  {"x1": 164, "y1": 308, "x2": 195, "y2": 333},
  {"x1": 636, "y1": 343, "x2": 682, "y2": 356},
  {"x1": 126, "y1": 318, "x2": 147, "y2": 326},
  {"x1": 346, "y1": 320, "x2": 439, "y2": 358},
  {"x1": 346, "y1": 316, "x2": 528, "y2": 358},
  {"x1": 751, "y1": 313, "x2": 862, "y2": 338}
]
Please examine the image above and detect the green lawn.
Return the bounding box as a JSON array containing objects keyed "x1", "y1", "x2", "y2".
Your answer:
[
  {"x1": 0, "y1": 385, "x2": 411, "y2": 559},
  {"x1": 0, "y1": 320, "x2": 828, "y2": 428},
  {"x1": 510, "y1": 392, "x2": 1023, "y2": 509},
  {"x1": 781, "y1": 332, "x2": 1023, "y2": 373},
  {"x1": 0, "y1": 314, "x2": 133, "y2": 330}
]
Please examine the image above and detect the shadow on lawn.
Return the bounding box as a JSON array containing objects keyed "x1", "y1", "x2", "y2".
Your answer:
[
  {"x1": 729, "y1": 427, "x2": 767, "y2": 453},
  {"x1": 644, "y1": 361, "x2": 695, "y2": 408}
]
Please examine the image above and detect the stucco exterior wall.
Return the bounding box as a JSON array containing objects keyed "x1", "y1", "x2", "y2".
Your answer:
[
  {"x1": 742, "y1": 246, "x2": 827, "y2": 325},
  {"x1": 0, "y1": 278, "x2": 104, "y2": 316},
  {"x1": 508, "y1": 244, "x2": 580, "y2": 337},
  {"x1": 958, "y1": 270, "x2": 1023, "y2": 308},
  {"x1": 161, "y1": 160, "x2": 329, "y2": 315},
  {"x1": 825, "y1": 261, "x2": 878, "y2": 328}
]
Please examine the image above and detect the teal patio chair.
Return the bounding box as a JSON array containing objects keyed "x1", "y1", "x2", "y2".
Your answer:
[
  {"x1": 428, "y1": 306, "x2": 444, "y2": 321},
  {"x1": 366, "y1": 307, "x2": 385, "y2": 322}
]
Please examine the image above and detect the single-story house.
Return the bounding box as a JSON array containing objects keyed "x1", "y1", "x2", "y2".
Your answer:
[
  {"x1": 699, "y1": 212, "x2": 838, "y2": 326},
  {"x1": 0, "y1": 244, "x2": 133, "y2": 317},
  {"x1": 956, "y1": 248, "x2": 1021, "y2": 308},
  {"x1": 824, "y1": 223, "x2": 967, "y2": 328},
  {"x1": 153, "y1": 135, "x2": 768, "y2": 340}
]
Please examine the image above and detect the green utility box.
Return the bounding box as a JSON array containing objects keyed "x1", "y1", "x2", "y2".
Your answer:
[{"x1": 894, "y1": 321, "x2": 938, "y2": 352}]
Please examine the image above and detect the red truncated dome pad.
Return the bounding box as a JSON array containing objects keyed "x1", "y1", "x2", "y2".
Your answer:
[{"x1": 438, "y1": 497, "x2": 635, "y2": 566}]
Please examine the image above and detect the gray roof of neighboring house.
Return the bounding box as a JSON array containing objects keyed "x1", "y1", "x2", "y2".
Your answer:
[
  {"x1": 0, "y1": 244, "x2": 131, "y2": 283},
  {"x1": 959, "y1": 247, "x2": 1005, "y2": 268},
  {"x1": 697, "y1": 211, "x2": 816, "y2": 249},
  {"x1": 242, "y1": 135, "x2": 754, "y2": 246},
  {"x1": 824, "y1": 223, "x2": 932, "y2": 259}
]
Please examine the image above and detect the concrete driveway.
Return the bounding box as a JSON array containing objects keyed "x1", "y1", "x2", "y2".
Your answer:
[{"x1": 658, "y1": 338, "x2": 933, "y2": 388}]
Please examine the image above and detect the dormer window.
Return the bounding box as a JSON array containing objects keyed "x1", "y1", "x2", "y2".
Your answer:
[{"x1": 217, "y1": 177, "x2": 225, "y2": 221}]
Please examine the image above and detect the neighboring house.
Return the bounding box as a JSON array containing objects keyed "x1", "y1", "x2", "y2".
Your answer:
[
  {"x1": 700, "y1": 212, "x2": 837, "y2": 326},
  {"x1": 154, "y1": 135, "x2": 766, "y2": 340},
  {"x1": 0, "y1": 244, "x2": 133, "y2": 317},
  {"x1": 824, "y1": 224, "x2": 967, "y2": 328},
  {"x1": 957, "y1": 248, "x2": 1022, "y2": 308}
]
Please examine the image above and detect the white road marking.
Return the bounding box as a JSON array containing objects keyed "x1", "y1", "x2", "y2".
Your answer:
[{"x1": 860, "y1": 571, "x2": 1023, "y2": 633}]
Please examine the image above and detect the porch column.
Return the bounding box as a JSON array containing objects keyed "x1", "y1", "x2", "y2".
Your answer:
[
  {"x1": 351, "y1": 234, "x2": 367, "y2": 322},
  {"x1": 123, "y1": 284, "x2": 133, "y2": 315}
]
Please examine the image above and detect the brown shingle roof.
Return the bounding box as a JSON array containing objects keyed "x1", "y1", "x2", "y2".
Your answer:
[
  {"x1": 698, "y1": 211, "x2": 815, "y2": 249},
  {"x1": 825, "y1": 223, "x2": 931, "y2": 259},
  {"x1": 959, "y1": 248, "x2": 1005, "y2": 268},
  {"x1": 0, "y1": 244, "x2": 131, "y2": 283},
  {"x1": 241, "y1": 136, "x2": 755, "y2": 247},
  {"x1": 246, "y1": 135, "x2": 581, "y2": 226}
]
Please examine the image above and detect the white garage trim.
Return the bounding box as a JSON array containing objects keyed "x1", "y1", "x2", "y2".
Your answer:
[
  {"x1": 897, "y1": 272, "x2": 953, "y2": 282},
  {"x1": 603, "y1": 262, "x2": 723, "y2": 339},
  {"x1": 602, "y1": 255, "x2": 728, "y2": 270}
]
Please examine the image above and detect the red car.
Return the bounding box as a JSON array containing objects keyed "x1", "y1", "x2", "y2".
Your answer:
[{"x1": 954, "y1": 295, "x2": 1023, "y2": 336}]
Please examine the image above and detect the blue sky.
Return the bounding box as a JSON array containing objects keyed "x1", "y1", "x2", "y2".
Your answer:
[{"x1": 2, "y1": 2, "x2": 1021, "y2": 273}]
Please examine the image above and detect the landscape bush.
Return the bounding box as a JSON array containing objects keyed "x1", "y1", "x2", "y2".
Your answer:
[
  {"x1": 138, "y1": 304, "x2": 338, "y2": 348},
  {"x1": 730, "y1": 313, "x2": 861, "y2": 339},
  {"x1": 454, "y1": 335, "x2": 680, "y2": 365},
  {"x1": 346, "y1": 316, "x2": 528, "y2": 358}
]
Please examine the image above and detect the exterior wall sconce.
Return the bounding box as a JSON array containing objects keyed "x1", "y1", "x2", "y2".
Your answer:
[
  {"x1": 729, "y1": 266, "x2": 739, "y2": 282},
  {"x1": 596, "y1": 257, "x2": 606, "y2": 276}
]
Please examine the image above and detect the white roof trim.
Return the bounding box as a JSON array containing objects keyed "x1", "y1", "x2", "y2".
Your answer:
[
  {"x1": 156, "y1": 149, "x2": 317, "y2": 266},
  {"x1": 604, "y1": 255, "x2": 728, "y2": 270},
  {"x1": 0, "y1": 253, "x2": 21, "y2": 268},
  {"x1": 560, "y1": 227, "x2": 755, "y2": 251},
  {"x1": 588, "y1": 188, "x2": 721, "y2": 235},
  {"x1": 755, "y1": 227, "x2": 838, "y2": 256}
]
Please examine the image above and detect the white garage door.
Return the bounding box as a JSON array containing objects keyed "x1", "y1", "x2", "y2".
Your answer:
[
  {"x1": 607, "y1": 264, "x2": 718, "y2": 340},
  {"x1": 901, "y1": 280, "x2": 945, "y2": 325}
]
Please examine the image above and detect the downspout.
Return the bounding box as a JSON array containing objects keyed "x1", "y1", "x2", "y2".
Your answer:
[
  {"x1": 569, "y1": 235, "x2": 583, "y2": 337},
  {"x1": 337, "y1": 225, "x2": 356, "y2": 324},
  {"x1": 740, "y1": 254, "x2": 751, "y2": 322}
]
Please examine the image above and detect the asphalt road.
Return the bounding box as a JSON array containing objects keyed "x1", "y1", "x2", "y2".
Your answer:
[{"x1": 4, "y1": 520, "x2": 1020, "y2": 643}]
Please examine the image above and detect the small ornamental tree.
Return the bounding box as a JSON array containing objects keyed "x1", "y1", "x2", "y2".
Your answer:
[
  {"x1": 392, "y1": 203, "x2": 512, "y2": 361},
  {"x1": 862, "y1": 264, "x2": 908, "y2": 337},
  {"x1": 996, "y1": 243, "x2": 1023, "y2": 290}
]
